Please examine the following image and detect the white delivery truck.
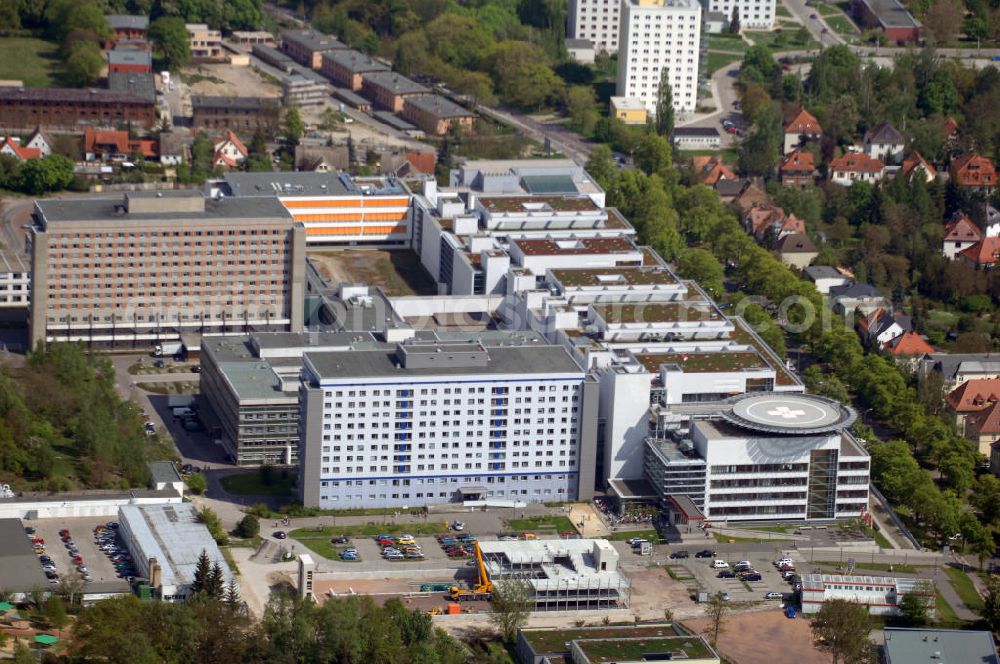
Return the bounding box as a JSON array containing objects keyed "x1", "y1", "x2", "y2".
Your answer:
[{"x1": 154, "y1": 341, "x2": 184, "y2": 357}]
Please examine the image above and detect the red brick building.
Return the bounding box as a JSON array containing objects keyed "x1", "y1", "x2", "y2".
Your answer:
[
  {"x1": 108, "y1": 49, "x2": 153, "y2": 74},
  {"x1": 850, "y1": 0, "x2": 920, "y2": 42},
  {"x1": 105, "y1": 15, "x2": 149, "y2": 43},
  {"x1": 0, "y1": 87, "x2": 155, "y2": 131}
]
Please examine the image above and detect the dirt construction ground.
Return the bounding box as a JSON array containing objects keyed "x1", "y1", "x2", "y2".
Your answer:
[
  {"x1": 181, "y1": 63, "x2": 281, "y2": 98},
  {"x1": 684, "y1": 610, "x2": 827, "y2": 664},
  {"x1": 308, "y1": 249, "x2": 437, "y2": 296}
]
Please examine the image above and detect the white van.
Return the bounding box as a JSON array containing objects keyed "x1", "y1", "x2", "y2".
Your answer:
[
  {"x1": 172, "y1": 407, "x2": 195, "y2": 418},
  {"x1": 711, "y1": 559, "x2": 729, "y2": 569}
]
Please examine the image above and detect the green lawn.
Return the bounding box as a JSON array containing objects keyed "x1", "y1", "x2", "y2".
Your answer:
[
  {"x1": 825, "y1": 15, "x2": 858, "y2": 34},
  {"x1": 506, "y1": 516, "x2": 577, "y2": 533},
  {"x1": 708, "y1": 34, "x2": 749, "y2": 53},
  {"x1": 776, "y1": 4, "x2": 792, "y2": 17},
  {"x1": 935, "y1": 591, "x2": 962, "y2": 626},
  {"x1": 708, "y1": 52, "x2": 742, "y2": 74},
  {"x1": 0, "y1": 37, "x2": 64, "y2": 88},
  {"x1": 745, "y1": 29, "x2": 821, "y2": 52},
  {"x1": 606, "y1": 528, "x2": 660, "y2": 542},
  {"x1": 290, "y1": 523, "x2": 447, "y2": 539},
  {"x1": 944, "y1": 566, "x2": 982, "y2": 612},
  {"x1": 873, "y1": 529, "x2": 893, "y2": 549},
  {"x1": 818, "y1": 3, "x2": 843, "y2": 15},
  {"x1": 220, "y1": 471, "x2": 295, "y2": 497}
]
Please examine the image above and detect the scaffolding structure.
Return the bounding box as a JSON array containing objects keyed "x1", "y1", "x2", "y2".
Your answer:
[{"x1": 480, "y1": 540, "x2": 630, "y2": 611}]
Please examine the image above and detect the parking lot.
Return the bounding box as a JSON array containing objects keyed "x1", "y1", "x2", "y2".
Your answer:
[
  {"x1": 675, "y1": 550, "x2": 799, "y2": 603},
  {"x1": 30, "y1": 516, "x2": 133, "y2": 586}
]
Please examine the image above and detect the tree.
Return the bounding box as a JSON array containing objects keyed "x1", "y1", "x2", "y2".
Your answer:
[
  {"x1": 192, "y1": 549, "x2": 211, "y2": 595},
  {"x1": 15, "y1": 155, "x2": 74, "y2": 195},
  {"x1": 810, "y1": 599, "x2": 874, "y2": 664},
  {"x1": 11, "y1": 639, "x2": 33, "y2": 664},
  {"x1": 677, "y1": 248, "x2": 724, "y2": 298},
  {"x1": 58, "y1": 573, "x2": 85, "y2": 607},
  {"x1": 565, "y1": 86, "x2": 598, "y2": 136},
  {"x1": 739, "y1": 104, "x2": 782, "y2": 176},
  {"x1": 898, "y1": 592, "x2": 929, "y2": 626},
  {"x1": 925, "y1": 0, "x2": 963, "y2": 44},
  {"x1": 655, "y1": 68, "x2": 674, "y2": 137},
  {"x1": 236, "y1": 514, "x2": 260, "y2": 539},
  {"x1": 44, "y1": 595, "x2": 68, "y2": 635},
  {"x1": 224, "y1": 578, "x2": 242, "y2": 608},
  {"x1": 65, "y1": 41, "x2": 103, "y2": 86},
  {"x1": 635, "y1": 133, "x2": 673, "y2": 181},
  {"x1": 704, "y1": 592, "x2": 728, "y2": 646},
  {"x1": 207, "y1": 562, "x2": 225, "y2": 599},
  {"x1": 149, "y1": 17, "x2": 191, "y2": 70},
  {"x1": 489, "y1": 579, "x2": 531, "y2": 642},
  {"x1": 982, "y1": 574, "x2": 1000, "y2": 632},
  {"x1": 186, "y1": 472, "x2": 207, "y2": 495},
  {"x1": 283, "y1": 108, "x2": 305, "y2": 147},
  {"x1": 729, "y1": 6, "x2": 741, "y2": 33}
]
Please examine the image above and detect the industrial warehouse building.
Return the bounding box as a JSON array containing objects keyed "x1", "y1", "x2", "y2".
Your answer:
[{"x1": 117, "y1": 503, "x2": 234, "y2": 601}]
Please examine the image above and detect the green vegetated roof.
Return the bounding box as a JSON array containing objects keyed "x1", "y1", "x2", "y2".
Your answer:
[
  {"x1": 638, "y1": 351, "x2": 767, "y2": 374},
  {"x1": 593, "y1": 302, "x2": 720, "y2": 324},
  {"x1": 552, "y1": 267, "x2": 677, "y2": 288},
  {"x1": 730, "y1": 319, "x2": 799, "y2": 386},
  {"x1": 524, "y1": 625, "x2": 680, "y2": 654},
  {"x1": 575, "y1": 636, "x2": 714, "y2": 662}
]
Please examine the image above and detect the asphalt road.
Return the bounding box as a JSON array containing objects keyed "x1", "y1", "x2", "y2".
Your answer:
[{"x1": 476, "y1": 105, "x2": 596, "y2": 163}]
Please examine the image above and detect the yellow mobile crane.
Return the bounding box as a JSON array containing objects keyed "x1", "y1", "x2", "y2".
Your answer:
[{"x1": 449, "y1": 541, "x2": 493, "y2": 601}]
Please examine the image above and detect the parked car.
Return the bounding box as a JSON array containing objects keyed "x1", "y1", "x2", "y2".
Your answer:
[
  {"x1": 785, "y1": 606, "x2": 797, "y2": 618},
  {"x1": 668, "y1": 550, "x2": 689, "y2": 559},
  {"x1": 765, "y1": 592, "x2": 783, "y2": 600},
  {"x1": 774, "y1": 558, "x2": 793, "y2": 567},
  {"x1": 718, "y1": 570, "x2": 736, "y2": 578},
  {"x1": 59, "y1": 529, "x2": 70, "y2": 538},
  {"x1": 273, "y1": 531, "x2": 287, "y2": 540},
  {"x1": 451, "y1": 521, "x2": 465, "y2": 531},
  {"x1": 712, "y1": 560, "x2": 729, "y2": 568},
  {"x1": 498, "y1": 533, "x2": 519, "y2": 541},
  {"x1": 695, "y1": 549, "x2": 716, "y2": 558},
  {"x1": 384, "y1": 551, "x2": 404, "y2": 560},
  {"x1": 743, "y1": 573, "x2": 763, "y2": 581},
  {"x1": 330, "y1": 536, "x2": 349, "y2": 544},
  {"x1": 719, "y1": 591, "x2": 730, "y2": 601}
]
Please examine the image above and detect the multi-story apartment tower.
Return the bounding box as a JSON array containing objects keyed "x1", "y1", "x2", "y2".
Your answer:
[
  {"x1": 28, "y1": 191, "x2": 306, "y2": 349},
  {"x1": 297, "y1": 335, "x2": 600, "y2": 509},
  {"x1": 568, "y1": 0, "x2": 624, "y2": 53},
  {"x1": 700, "y1": 0, "x2": 775, "y2": 29},
  {"x1": 616, "y1": 0, "x2": 702, "y2": 115}
]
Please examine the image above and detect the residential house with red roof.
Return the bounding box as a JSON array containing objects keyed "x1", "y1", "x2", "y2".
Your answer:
[
  {"x1": 942, "y1": 117, "x2": 958, "y2": 142},
  {"x1": 212, "y1": 131, "x2": 248, "y2": 170},
  {"x1": 942, "y1": 213, "x2": 983, "y2": 260},
  {"x1": 743, "y1": 204, "x2": 805, "y2": 244},
  {"x1": 946, "y1": 378, "x2": 1000, "y2": 433},
  {"x1": 863, "y1": 122, "x2": 905, "y2": 163},
  {"x1": 965, "y1": 401, "x2": 1000, "y2": 457},
  {"x1": 886, "y1": 331, "x2": 934, "y2": 360},
  {"x1": 899, "y1": 151, "x2": 936, "y2": 183},
  {"x1": 958, "y1": 237, "x2": 1000, "y2": 269},
  {"x1": 783, "y1": 107, "x2": 822, "y2": 154},
  {"x1": 693, "y1": 155, "x2": 736, "y2": 186},
  {"x1": 779, "y1": 149, "x2": 816, "y2": 188},
  {"x1": 829, "y1": 152, "x2": 885, "y2": 186},
  {"x1": 950, "y1": 153, "x2": 997, "y2": 193},
  {"x1": 858, "y1": 308, "x2": 908, "y2": 348},
  {"x1": 0, "y1": 135, "x2": 40, "y2": 160},
  {"x1": 84, "y1": 128, "x2": 158, "y2": 161},
  {"x1": 732, "y1": 181, "x2": 768, "y2": 213}
]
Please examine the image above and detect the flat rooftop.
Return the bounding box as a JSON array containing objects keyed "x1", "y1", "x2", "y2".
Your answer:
[
  {"x1": 883, "y1": 628, "x2": 998, "y2": 664},
  {"x1": 611, "y1": 96, "x2": 647, "y2": 111},
  {"x1": 729, "y1": 318, "x2": 801, "y2": 387},
  {"x1": 305, "y1": 342, "x2": 582, "y2": 381},
  {"x1": 35, "y1": 194, "x2": 289, "y2": 224},
  {"x1": 575, "y1": 636, "x2": 717, "y2": 663},
  {"x1": 514, "y1": 237, "x2": 637, "y2": 256},
  {"x1": 109, "y1": 49, "x2": 152, "y2": 66},
  {"x1": 191, "y1": 96, "x2": 277, "y2": 111},
  {"x1": 0, "y1": 518, "x2": 50, "y2": 592},
  {"x1": 480, "y1": 195, "x2": 600, "y2": 214},
  {"x1": 522, "y1": 624, "x2": 683, "y2": 655},
  {"x1": 637, "y1": 351, "x2": 768, "y2": 374},
  {"x1": 108, "y1": 71, "x2": 156, "y2": 101},
  {"x1": 221, "y1": 172, "x2": 406, "y2": 198},
  {"x1": 217, "y1": 361, "x2": 296, "y2": 402},
  {"x1": 592, "y1": 302, "x2": 722, "y2": 324},
  {"x1": 119, "y1": 503, "x2": 233, "y2": 590},
  {"x1": 551, "y1": 266, "x2": 678, "y2": 288}
]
